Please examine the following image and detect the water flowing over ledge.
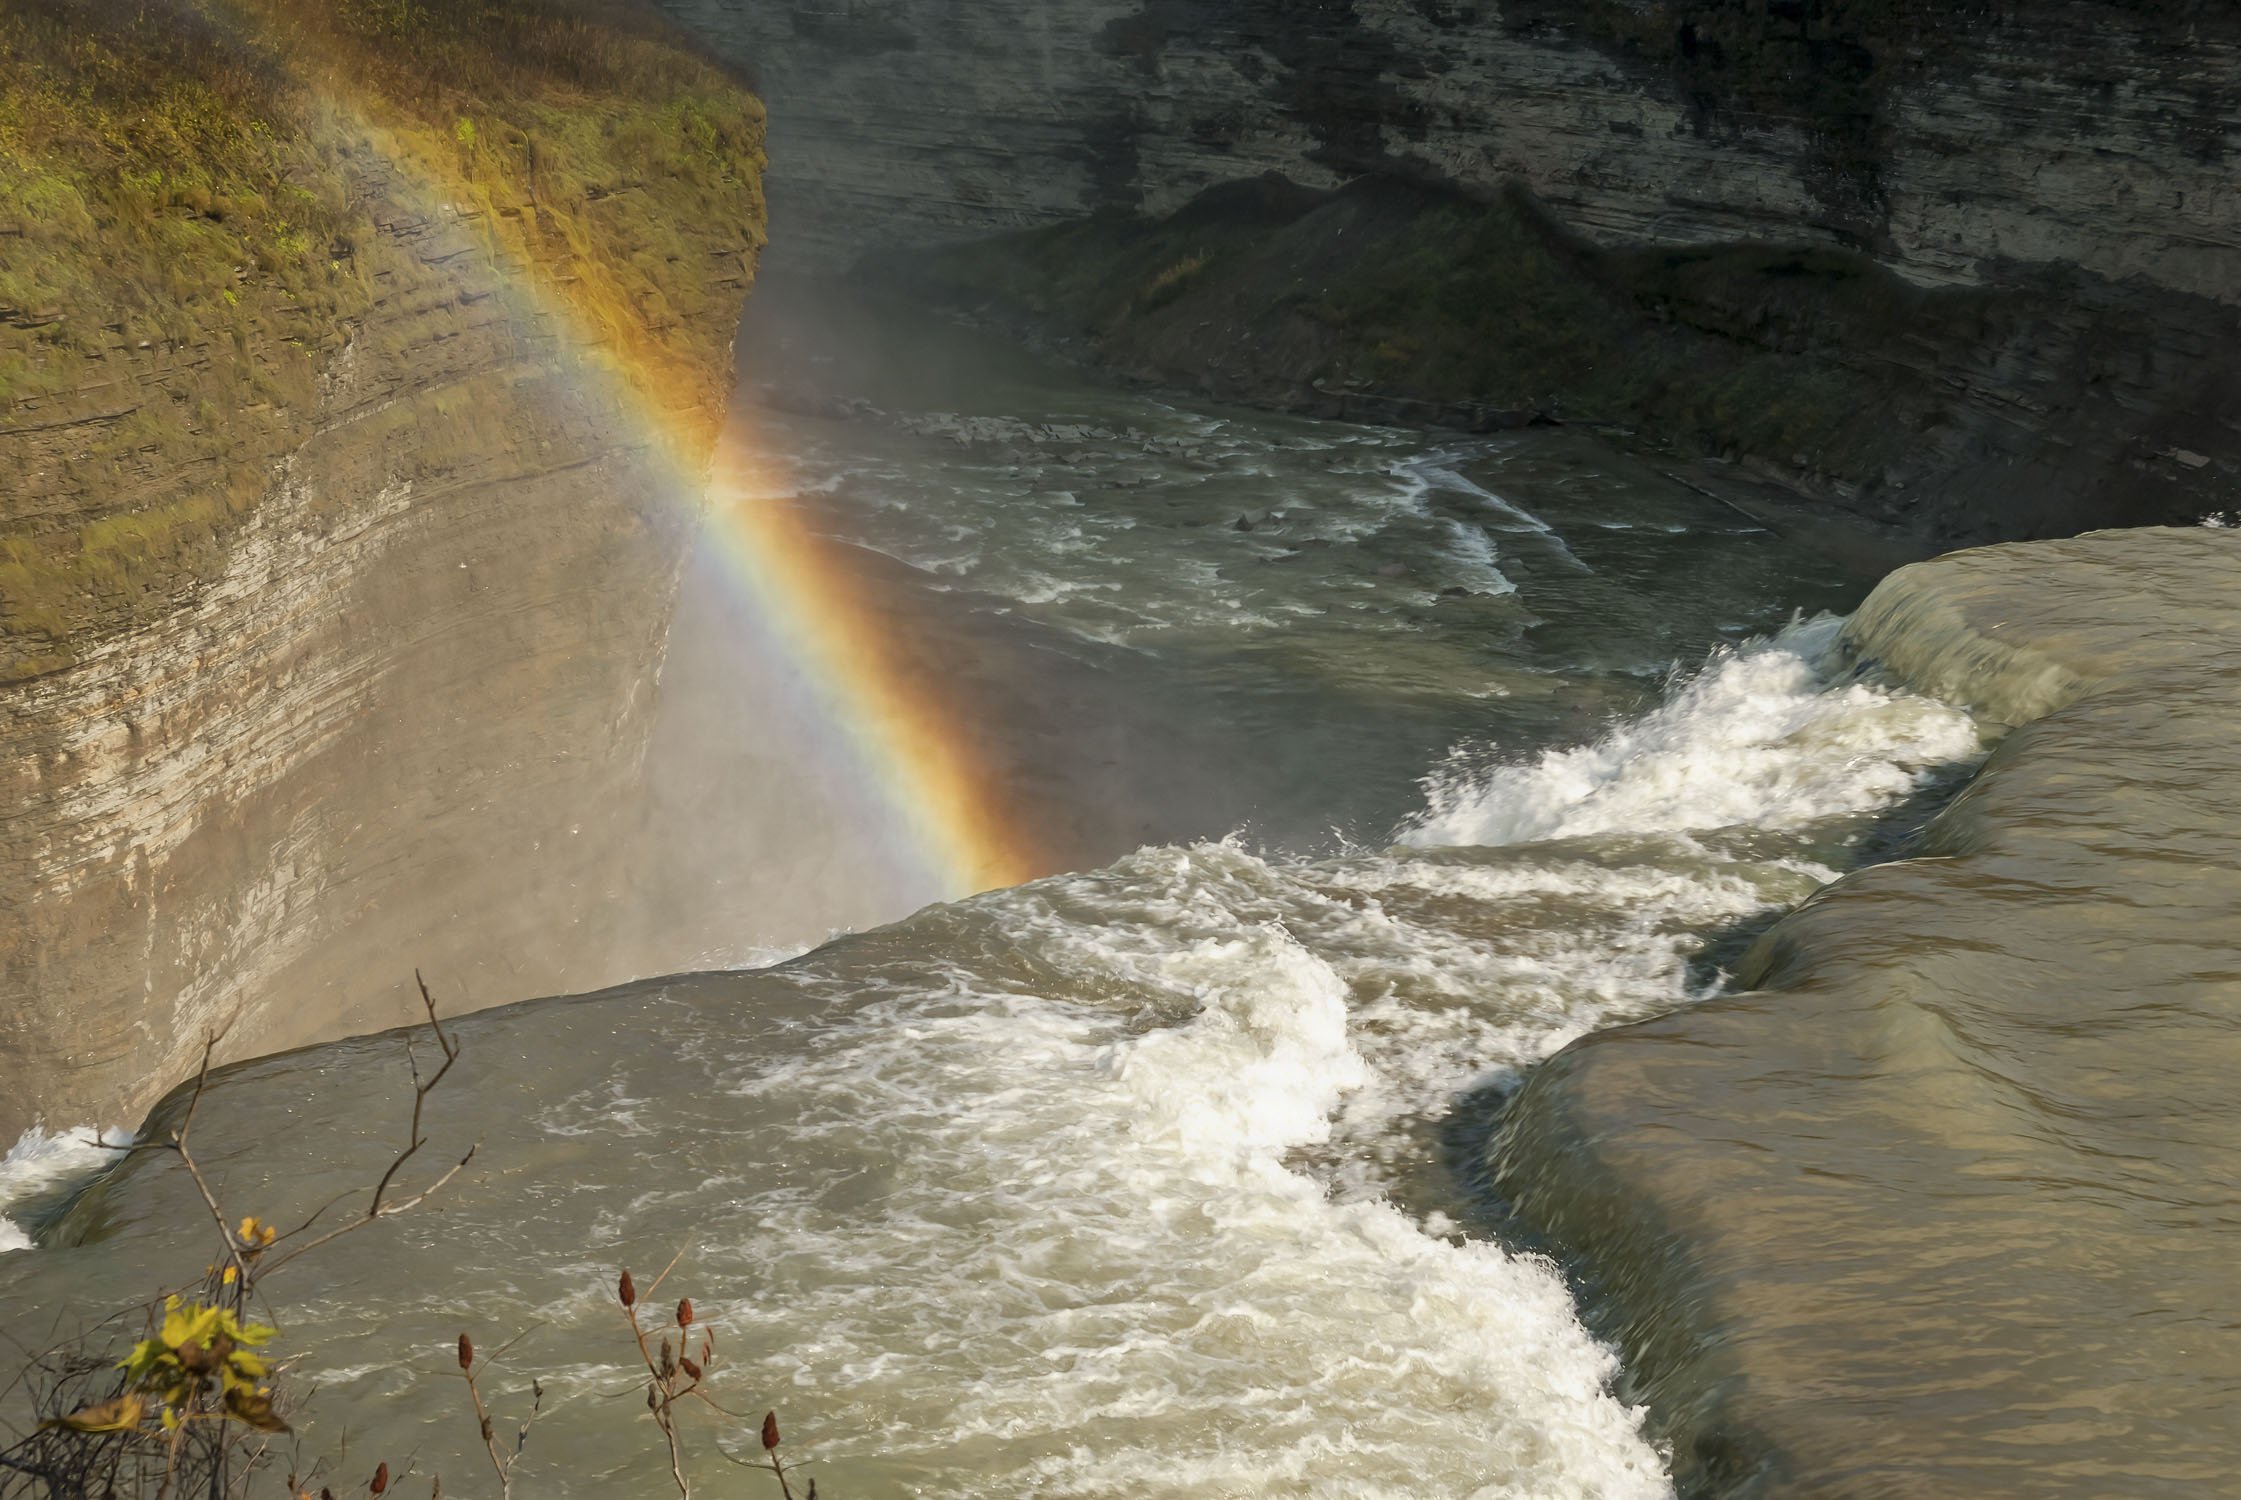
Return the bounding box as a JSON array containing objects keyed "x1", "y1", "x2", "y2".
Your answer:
[{"x1": 1493, "y1": 525, "x2": 2241, "y2": 1497}]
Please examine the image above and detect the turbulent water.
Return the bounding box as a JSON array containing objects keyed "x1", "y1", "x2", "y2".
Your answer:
[{"x1": 0, "y1": 283, "x2": 1984, "y2": 1496}]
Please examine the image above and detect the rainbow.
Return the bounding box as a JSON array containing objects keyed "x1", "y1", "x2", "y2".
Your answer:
[
  {"x1": 696, "y1": 421, "x2": 1044, "y2": 897},
  {"x1": 520, "y1": 294, "x2": 1045, "y2": 902},
  {"x1": 484, "y1": 230, "x2": 1044, "y2": 904},
  {"x1": 255, "y1": 13, "x2": 1042, "y2": 904}
]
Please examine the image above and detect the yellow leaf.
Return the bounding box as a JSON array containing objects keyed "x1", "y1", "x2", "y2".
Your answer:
[
  {"x1": 43, "y1": 1396, "x2": 147, "y2": 1434},
  {"x1": 222, "y1": 1385, "x2": 290, "y2": 1433}
]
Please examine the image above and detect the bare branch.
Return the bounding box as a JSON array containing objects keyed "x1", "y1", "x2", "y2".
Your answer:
[
  {"x1": 270, "y1": 1184, "x2": 366, "y2": 1244},
  {"x1": 683, "y1": 1389, "x2": 747, "y2": 1419},
  {"x1": 363, "y1": 973, "x2": 461, "y2": 1218},
  {"x1": 166, "y1": 1037, "x2": 256, "y2": 1292},
  {"x1": 617, "y1": 1301, "x2": 689, "y2": 1500},
  {"x1": 461, "y1": 1360, "x2": 513, "y2": 1497},
  {"x1": 473, "y1": 1324, "x2": 547, "y2": 1373},
  {"x1": 259, "y1": 1146, "x2": 477, "y2": 1277},
  {"x1": 260, "y1": 976, "x2": 475, "y2": 1279},
  {"x1": 641, "y1": 1238, "x2": 692, "y2": 1301}
]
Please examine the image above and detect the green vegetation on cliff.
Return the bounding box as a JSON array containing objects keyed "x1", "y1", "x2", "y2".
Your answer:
[{"x1": 0, "y1": 0, "x2": 764, "y2": 678}]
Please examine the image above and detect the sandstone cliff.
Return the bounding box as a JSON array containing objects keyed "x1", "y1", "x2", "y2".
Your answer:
[
  {"x1": 0, "y1": 0, "x2": 765, "y2": 1139},
  {"x1": 658, "y1": 0, "x2": 2241, "y2": 545}
]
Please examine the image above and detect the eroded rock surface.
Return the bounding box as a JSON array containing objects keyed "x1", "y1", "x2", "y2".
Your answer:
[
  {"x1": 660, "y1": 0, "x2": 2241, "y2": 543},
  {"x1": 0, "y1": 7, "x2": 765, "y2": 1139},
  {"x1": 1495, "y1": 526, "x2": 2241, "y2": 1497}
]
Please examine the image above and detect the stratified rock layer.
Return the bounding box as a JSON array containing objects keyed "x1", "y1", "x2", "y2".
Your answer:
[
  {"x1": 1495, "y1": 526, "x2": 2241, "y2": 1497},
  {"x1": 657, "y1": 0, "x2": 2241, "y2": 302},
  {"x1": 0, "y1": 7, "x2": 765, "y2": 1139},
  {"x1": 660, "y1": 0, "x2": 2241, "y2": 543}
]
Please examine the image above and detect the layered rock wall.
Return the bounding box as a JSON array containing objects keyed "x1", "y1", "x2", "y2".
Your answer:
[
  {"x1": 660, "y1": 0, "x2": 2241, "y2": 543},
  {"x1": 0, "y1": 27, "x2": 764, "y2": 1139},
  {"x1": 663, "y1": 0, "x2": 2241, "y2": 295}
]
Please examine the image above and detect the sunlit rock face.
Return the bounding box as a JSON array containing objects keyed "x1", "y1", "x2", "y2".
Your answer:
[
  {"x1": 662, "y1": 0, "x2": 2241, "y2": 543},
  {"x1": 0, "y1": 97, "x2": 763, "y2": 1140}
]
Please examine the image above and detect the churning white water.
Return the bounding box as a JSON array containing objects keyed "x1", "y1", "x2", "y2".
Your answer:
[
  {"x1": 0, "y1": 290, "x2": 1990, "y2": 1497},
  {"x1": 621, "y1": 626, "x2": 1978, "y2": 1496},
  {"x1": 1408, "y1": 615, "x2": 1982, "y2": 848},
  {"x1": 714, "y1": 896, "x2": 1670, "y2": 1497},
  {"x1": 0, "y1": 1127, "x2": 125, "y2": 1253}
]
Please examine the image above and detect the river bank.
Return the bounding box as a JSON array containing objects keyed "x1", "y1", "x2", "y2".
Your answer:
[{"x1": 1497, "y1": 524, "x2": 2241, "y2": 1496}]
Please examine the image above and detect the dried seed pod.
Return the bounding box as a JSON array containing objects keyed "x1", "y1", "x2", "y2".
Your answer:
[
  {"x1": 761, "y1": 1411, "x2": 780, "y2": 1452},
  {"x1": 457, "y1": 1334, "x2": 473, "y2": 1371},
  {"x1": 701, "y1": 1336, "x2": 713, "y2": 1365},
  {"x1": 680, "y1": 1356, "x2": 702, "y2": 1381},
  {"x1": 676, "y1": 1298, "x2": 693, "y2": 1329},
  {"x1": 659, "y1": 1337, "x2": 675, "y2": 1379},
  {"x1": 371, "y1": 1462, "x2": 390, "y2": 1496},
  {"x1": 480, "y1": 1416, "x2": 494, "y2": 1443},
  {"x1": 646, "y1": 1383, "x2": 659, "y2": 1412},
  {"x1": 618, "y1": 1269, "x2": 636, "y2": 1308}
]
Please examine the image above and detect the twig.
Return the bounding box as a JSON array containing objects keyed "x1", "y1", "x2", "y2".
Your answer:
[
  {"x1": 261, "y1": 974, "x2": 476, "y2": 1278},
  {"x1": 256, "y1": 1149, "x2": 476, "y2": 1276},
  {"x1": 620, "y1": 1296, "x2": 691, "y2": 1500},
  {"x1": 641, "y1": 1239, "x2": 692, "y2": 1301},
  {"x1": 458, "y1": 1332, "x2": 542, "y2": 1500},
  {"x1": 162, "y1": 1036, "x2": 257, "y2": 1294}
]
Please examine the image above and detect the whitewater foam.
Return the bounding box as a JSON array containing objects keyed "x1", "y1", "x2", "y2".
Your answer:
[
  {"x1": 0, "y1": 1126, "x2": 127, "y2": 1253},
  {"x1": 0, "y1": 616, "x2": 1980, "y2": 1496},
  {"x1": 1407, "y1": 614, "x2": 1983, "y2": 848},
  {"x1": 702, "y1": 880, "x2": 1676, "y2": 1497}
]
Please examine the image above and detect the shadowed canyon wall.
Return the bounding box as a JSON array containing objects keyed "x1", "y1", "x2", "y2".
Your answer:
[
  {"x1": 0, "y1": 0, "x2": 766, "y2": 1138},
  {"x1": 661, "y1": 0, "x2": 2241, "y2": 544}
]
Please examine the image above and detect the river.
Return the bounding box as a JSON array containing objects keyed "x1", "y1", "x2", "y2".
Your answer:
[{"x1": 0, "y1": 280, "x2": 1985, "y2": 1496}]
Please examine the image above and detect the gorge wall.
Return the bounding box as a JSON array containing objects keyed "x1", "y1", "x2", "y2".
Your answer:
[
  {"x1": 660, "y1": 0, "x2": 2241, "y2": 545},
  {"x1": 0, "y1": 1, "x2": 766, "y2": 1139}
]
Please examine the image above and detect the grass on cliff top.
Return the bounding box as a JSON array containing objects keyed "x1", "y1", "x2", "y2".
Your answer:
[
  {"x1": 254, "y1": 0, "x2": 767, "y2": 434},
  {"x1": 0, "y1": 0, "x2": 765, "y2": 678},
  {"x1": 0, "y1": 0, "x2": 348, "y2": 388}
]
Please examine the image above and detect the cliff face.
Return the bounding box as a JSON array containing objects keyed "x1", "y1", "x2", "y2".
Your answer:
[
  {"x1": 658, "y1": 0, "x2": 2241, "y2": 544},
  {"x1": 0, "y1": 0, "x2": 765, "y2": 1139}
]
